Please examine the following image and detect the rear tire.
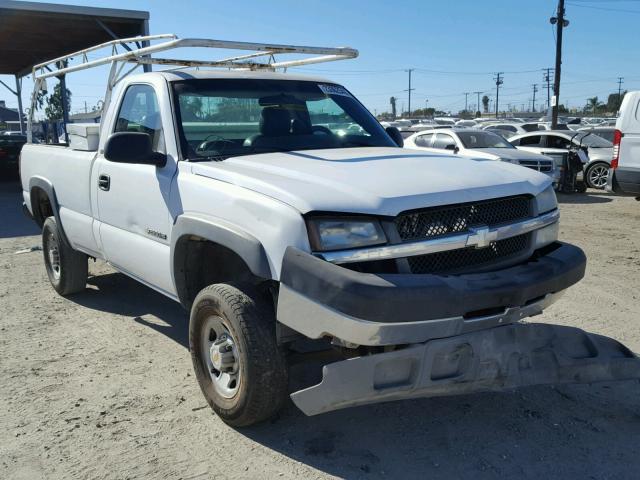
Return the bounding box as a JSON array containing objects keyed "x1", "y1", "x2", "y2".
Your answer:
[
  {"x1": 189, "y1": 283, "x2": 288, "y2": 427},
  {"x1": 42, "y1": 217, "x2": 88, "y2": 295},
  {"x1": 584, "y1": 162, "x2": 609, "y2": 190}
]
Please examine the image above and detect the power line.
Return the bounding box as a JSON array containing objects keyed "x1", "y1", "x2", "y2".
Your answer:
[{"x1": 566, "y1": 1, "x2": 640, "y2": 14}]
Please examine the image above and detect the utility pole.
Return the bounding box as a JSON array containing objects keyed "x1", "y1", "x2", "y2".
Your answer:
[
  {"x1": 543, "y1": 68, "x2": 553, "y2": 110},
  {"x1": 464, "y1": 92, "x2": 469, "y2": 112},
  {"x1": 473, "y1": 91, "x2": 482, "y2": 116},
  {"x1": 617, "y1": 76, "x2": 624, "y2": 109},
  {"x1": 550, "y1": 0, "x2": 568, "y2": 128},
  {"x1": 494, "y1": 73, "x2": 503, "y2": 118},
  {"x1": 531, "y1": 84, "x2": 538, "y2": 112},
  {"x1": 404, "y1": 69, "x2": 415, "y2": 117}
]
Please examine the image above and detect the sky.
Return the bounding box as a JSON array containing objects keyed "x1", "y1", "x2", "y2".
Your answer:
[{"x1": 2, "y1": 0, "x2": 640, "y2": 116}]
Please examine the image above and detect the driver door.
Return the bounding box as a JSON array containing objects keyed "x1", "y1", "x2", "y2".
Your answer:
[{"x1": 94, "y1": 83, "x2": 178, "y2": 297}]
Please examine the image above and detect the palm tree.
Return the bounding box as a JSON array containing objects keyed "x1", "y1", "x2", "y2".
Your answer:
[
  {"x1": 586, "y1": 96, "x2": 603, "y2": 115},
  {"x1": 482, "y1": 95, "x2": 490, "y2": 113}
]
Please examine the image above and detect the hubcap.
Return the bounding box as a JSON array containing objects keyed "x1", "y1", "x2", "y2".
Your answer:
[
  {"x1": 589, "y1": 165, "x2": 609, "y2": 188},
  {"x1": 46, "y1": 232, "x2": 61, "y2": 280},
  {"x1": 200, "y1": 315, "x2": 240, "y2": 398}
]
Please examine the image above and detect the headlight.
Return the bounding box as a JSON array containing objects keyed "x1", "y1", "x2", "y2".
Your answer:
[
  {"x1": 306, "y1": 217, "x2": 387, "y2": 251},
  {"x1": 535, "y1": 184, "x2": 557, "y2": 214}
]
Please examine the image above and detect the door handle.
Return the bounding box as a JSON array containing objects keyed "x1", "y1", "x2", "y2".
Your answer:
[{"x1": 98, "y1": 174, "x2": 110, "y2": 191}]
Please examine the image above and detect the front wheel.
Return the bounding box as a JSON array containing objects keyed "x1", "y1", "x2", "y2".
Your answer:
[
  {"x1": 189, "y1": 283, "x2": 288, "y2": 427},
  {"x1": 585, "y1": 162, "x2": 610, "y2": 189},
  {"x1": 42, "y1": 217, "x2": 88, "y2": 296}
]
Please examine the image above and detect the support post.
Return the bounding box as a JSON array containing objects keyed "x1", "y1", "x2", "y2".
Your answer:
[{"x1": 15, "y1": 75, "x2": 25, "y2": 134}]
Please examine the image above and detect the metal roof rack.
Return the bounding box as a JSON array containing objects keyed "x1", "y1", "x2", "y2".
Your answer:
[
  {"x1": 28, "y1": 34, "x2": 358, "y2": 138},
  {"x1": 31, "y1": 34, "x2": 359, "y2": 79}
]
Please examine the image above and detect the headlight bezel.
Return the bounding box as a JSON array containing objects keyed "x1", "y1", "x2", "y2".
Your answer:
[{"x1": 306, "y1": 216, "x2": 387, "y2": 252}]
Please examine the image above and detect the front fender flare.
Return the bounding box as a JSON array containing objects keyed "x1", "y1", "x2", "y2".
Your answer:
[{"x1": 170, "y1": 213, "x2": 272, "y2": 304}]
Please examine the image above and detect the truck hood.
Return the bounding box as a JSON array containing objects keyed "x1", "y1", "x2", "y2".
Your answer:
[
  {"x1": 468, "y1": 148, "x2": 553, "y2": 162},
  {"x1": 189, "y1": 147, "x2": 550, "y2": 216}
]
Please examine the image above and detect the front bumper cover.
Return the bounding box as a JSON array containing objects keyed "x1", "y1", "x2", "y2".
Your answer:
[
  {"x1": 291, "y1": 323, "x2": 640, "y2": 416},
  {"x1": 277, "y1": 242, "x2": 586, "y2": 345}
]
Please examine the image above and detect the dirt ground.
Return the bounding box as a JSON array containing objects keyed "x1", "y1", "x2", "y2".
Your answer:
[{"x1": 1, "y1": 178, "x2": 639, "y2": 480}]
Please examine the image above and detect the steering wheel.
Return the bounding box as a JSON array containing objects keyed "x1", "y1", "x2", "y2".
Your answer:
[
  {"x1": 311, "y1": 125, "x2": 333, "y2": 136},
  {"x1": 196, "y1": 135, "x2": 236, "y2": 154}
]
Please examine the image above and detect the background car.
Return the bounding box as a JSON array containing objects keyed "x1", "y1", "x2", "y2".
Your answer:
[
  {"x1": 404, "y1": 128, "x2": 559, "y2": 187},
  {"x1": 0, "y1": 134, "x2": 27, "y2": 179},
  {"x1": 509, "y1": 130, "x2": 613, "y2": 189},
  {"x1": 578, "y1": 126, "x2": 615, "y2": 143}
]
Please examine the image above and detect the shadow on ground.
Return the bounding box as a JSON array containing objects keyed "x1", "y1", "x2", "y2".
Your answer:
[
  {"x1": 242, "y1": 381, "x2": 640, "y2": 479},
  {"x1": 70, "y1": 271, "x2": 189, "y2": 348},
  {"x1": 0, "y1": 179, "x2": 40, "y2": 238},
  {"x1": 66, "y1": 267, "x2": 640, "y2": 479},
  {"x1": 557, "y1": 190, "x2": 614, "y2": 204}
]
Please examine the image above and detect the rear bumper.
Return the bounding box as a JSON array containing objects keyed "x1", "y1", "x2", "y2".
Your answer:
[
  {"x1": 607, "y1": 166, "x2": 640, "y2": 195},
  {"x1": 277, "y1": 242, "x2": 586, "y2": 346},
  {"x1": 291, "y1": 323, "x2": 640, "y2": 416}
]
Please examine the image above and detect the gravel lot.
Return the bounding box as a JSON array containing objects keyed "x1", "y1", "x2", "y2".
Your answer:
[{"x1": 1, "y1": 178, "x2": 639, "y2": 480}]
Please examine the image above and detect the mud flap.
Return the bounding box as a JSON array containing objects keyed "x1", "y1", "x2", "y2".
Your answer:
[{"x1": 291, "y1": 323, "x2": 640, "y2": 416}]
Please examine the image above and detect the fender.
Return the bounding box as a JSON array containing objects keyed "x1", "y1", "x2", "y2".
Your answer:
[
  {"x1": 171, "y1": 213, "x2": 273, "y2": 304},
  {"x1": 28, "y1": 176, "x2": 71, "y2": 247}
]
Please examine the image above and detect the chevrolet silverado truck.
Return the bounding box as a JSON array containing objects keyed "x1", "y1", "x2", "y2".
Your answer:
[{"x1": 20, "y1": 36, "x2": 640, "y2": 426}]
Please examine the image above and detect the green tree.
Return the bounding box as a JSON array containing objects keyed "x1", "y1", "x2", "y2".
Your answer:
[
  {"x1": 482, "y1": 95, "x2": 490, "y2": 113},
  {"x1": 44, "y1": 83, "x2": 72, "y2": 121},
  {"x1": 585, "y1": 96, "x2": 603, "y2": 115},
  {"x1": 607, "y1": 91, "x2": 626, "y2": 112}
]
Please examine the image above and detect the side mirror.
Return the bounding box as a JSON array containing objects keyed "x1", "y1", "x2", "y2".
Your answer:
[
  {"x1": 385, "y1": 126, "x2": 404, "y2": 148},
  {"x1": 104, "y1": 132, "x2": 166, "y2": 167},
  {"x1": 445, "y1": 144, "x2": 459, "y2": 153}
]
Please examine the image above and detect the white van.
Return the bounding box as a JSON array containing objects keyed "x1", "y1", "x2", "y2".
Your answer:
[{"x1": 607, "y1": 91, "x2": 640, "y2": 196}]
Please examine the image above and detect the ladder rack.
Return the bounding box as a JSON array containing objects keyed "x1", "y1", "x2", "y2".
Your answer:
[
  {"x1": 28, "y1": 34, "x2": 358, "y2": 140},
  {"x1": 27, "y1": 33, "x2": 358, "y2": 142},
  {"x1": 31, "y1": 34, "x2": 359, "y2": 80}
]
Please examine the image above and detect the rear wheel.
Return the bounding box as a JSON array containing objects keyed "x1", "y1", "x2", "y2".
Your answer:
[
  {"x1": 189, "y1": 283, "x2": 288, "y2": 427},
  {"x1": 42, "y1": 217, "x2": 88, "y2": 296},
  {"x1": 585, "y1": 162, "x2": 609, "y2": 189}
]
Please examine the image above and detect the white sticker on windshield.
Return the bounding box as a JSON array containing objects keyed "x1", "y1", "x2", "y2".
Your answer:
[{"x1": 318, "y1": 84, "x2": 352, "y2": 97}]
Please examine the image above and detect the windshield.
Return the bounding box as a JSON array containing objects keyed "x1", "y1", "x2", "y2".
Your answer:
[
  {"x1": 574, "y1": 132, "x2": 613, "y2": 148},
  {"x1": 172, "y1": 79, "x2": 394, "y2": 160},
  {"x1": 456, "y1": 131, "x2": 515, "y2": 149}
]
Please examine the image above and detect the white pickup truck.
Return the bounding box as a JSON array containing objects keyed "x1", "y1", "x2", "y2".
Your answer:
[{"x1": 20, "y1": 36, "x2": 639, "y2": 427}]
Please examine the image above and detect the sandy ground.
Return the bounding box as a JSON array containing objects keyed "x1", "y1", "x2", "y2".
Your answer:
[{"x1": 1, "y1": 178, "x2": 639, "y2": 480}]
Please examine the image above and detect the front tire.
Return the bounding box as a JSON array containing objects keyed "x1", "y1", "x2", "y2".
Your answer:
[
  {"x1": 189, "y1": 283, "x2": 288, "y2": 427},
  {"x1": 42, "y1": 217, "x2": 88, "y2": 295}
]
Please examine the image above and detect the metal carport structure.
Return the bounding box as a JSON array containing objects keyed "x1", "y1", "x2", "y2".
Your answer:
[{"x1": 0, "y1": 0, "x2": 150, "y2": 133}]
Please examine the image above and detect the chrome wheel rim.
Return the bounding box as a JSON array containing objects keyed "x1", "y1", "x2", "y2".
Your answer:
[
  {"x1": 200, "y1": 315, "x2": 240, "y2": 398},
  {"x1": 588, "y1": 165, "x2": 609, "y2": 189},
  {"x1": 46, "y1": 232, "x2": 61, "y2": 280}
]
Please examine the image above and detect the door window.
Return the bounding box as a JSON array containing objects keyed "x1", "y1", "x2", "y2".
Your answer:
[
  {"x1": 114, "y1": 84, "x2": 165, "y2": 152},
  {"x1": 546, "y1": 135, "x2": 572, "y2": 149},
  {"x1": 414, "y1": 133, "x2": 433, "y2": 147},
  {"x1": 518, "y1": 135, "x2": 542, "y2": 147},
  {"x1": 432, "y1": 133, "x2": 456, "y2": 149}
]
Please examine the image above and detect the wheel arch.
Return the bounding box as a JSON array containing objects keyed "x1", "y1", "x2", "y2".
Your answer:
[
  {"x1": 28, "y1": 176, "x2": 70, "y2": 246},
  {"x1": 171, "y1": 214, "x2": 273, "y2": 309}
]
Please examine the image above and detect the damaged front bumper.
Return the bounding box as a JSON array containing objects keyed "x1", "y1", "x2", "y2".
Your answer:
[
  {"x1": 277, "y1": 242, "x2": 586, "y2": 346},
  {"x1": 291, "y1": 323, "x2": 640, "y2": 416},
  {"x1": 276, "y1": 242, "x2": 638, "y2": 415}
]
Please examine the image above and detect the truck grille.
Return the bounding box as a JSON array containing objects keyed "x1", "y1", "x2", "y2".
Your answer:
[
  {"x1": 518, "y1": 159, "x2": 554, "y2": 173},
  {"x1": 407, "y1": 233, "x2": 530, "y2": 274},
  {"x1": 394, "y1": 196, "x2": 533, "y2": 274},
  {"x1": 395, "y1": 195, "x2": 532, "y2": 242}
]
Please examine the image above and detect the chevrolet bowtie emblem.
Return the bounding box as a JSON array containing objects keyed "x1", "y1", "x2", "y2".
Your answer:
[{"x1": 467, "y1": 225, "x2": 498, "y2": 249}]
